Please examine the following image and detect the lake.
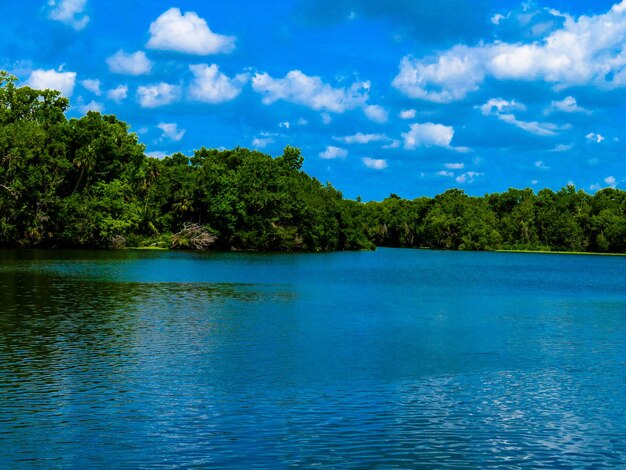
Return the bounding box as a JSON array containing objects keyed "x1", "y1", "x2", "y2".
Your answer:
[{"x1": 0, "y1": 248, "x2": 624, "y2": 468}]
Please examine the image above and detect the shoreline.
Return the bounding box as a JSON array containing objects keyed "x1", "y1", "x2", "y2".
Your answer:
[
  {"x1": 494, "y1": 249, "x2": 626, "y2": 257},
  {"x1": 3, "y1": 245, "x2": 625, "y2": 257}
]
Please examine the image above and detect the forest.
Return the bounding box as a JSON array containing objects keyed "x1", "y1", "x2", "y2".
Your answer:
[{"x1": 2, "y1": 71, "x2": 626, "y2": 254}]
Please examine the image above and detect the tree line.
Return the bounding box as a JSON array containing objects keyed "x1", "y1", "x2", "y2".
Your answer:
[{"x1": 1, "y1": 71, "x2": 625, "y2": 253}]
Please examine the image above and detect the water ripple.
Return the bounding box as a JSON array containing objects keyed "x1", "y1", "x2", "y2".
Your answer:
[{"x1": 0, "y1": 249, "x2": 624, "y2": 467}]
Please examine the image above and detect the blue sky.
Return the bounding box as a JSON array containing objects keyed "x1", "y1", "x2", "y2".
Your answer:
[{"x1": 2, "y1": 0, "x2": 626, "y2": 200}]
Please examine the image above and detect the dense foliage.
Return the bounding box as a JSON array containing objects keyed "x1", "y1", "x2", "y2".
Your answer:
[
  {"x1": 362, "y1": 187, "x2": 626, "y2": 253},
  {"x1": 0, "y1": 72, "x2": 372, "y2": 251},
  {"x1": 2, "y1": 72, "x2": 626, "y2": 253}
]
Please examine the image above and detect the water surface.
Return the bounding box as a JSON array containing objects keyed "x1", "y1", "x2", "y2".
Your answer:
[{"x1": 0, "y1": 248, "x2": 624, "y2": 467}]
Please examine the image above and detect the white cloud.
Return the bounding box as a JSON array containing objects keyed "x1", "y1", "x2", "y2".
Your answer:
[
  {"x1": 158, "y1": 122, "x2": 185, "y2": 142},
  {"x1": 363, "y1": 104, "x2": 388, "y2": 123},
  {"x1": 252, "y1": 70, "x2": 381, "y2": 121},
  {"x1": 399, "y1": 109, "x2": 416, "y2": 119},
  {"x1": 147, "y1": 8, "x2": 235, "y2": 55},
  {"x1": 531, "y1": 179, "x2": 539, "y2": 185},
  {"x1": 437, "y1": 170, "x2": 454, "y2": 177},
  {"x1": 498, "y1": 114, "x2": 564, "y2": 136},
  {"x1": 252, "y1": 137, "x2": 274, "y2": 148},
  {"x1": 188, "y1": 64, "x2": 247, "y2": 103},
  {"x1": 480, "y1": 97, "x2": 526, "y2": 115},
  {"x1": 335, "y1": 133, "x2": 388, "y2": 144},
  {"x1": 382, "y1": 140, "x2": 401, "y2": 149},
  {"x1": 362, "y1": 157, "x2": 388, "y2": 170},
  {"x1": 321, "y1": 113, "x2": 332, "y2": 124},
  {"x1": 444, "y1": 163, "x2": 464, "y2": 170},
  {"x1": 547, "y1": 96, "x2": 588, "y2": 114},
  {"x1": 319, "y1": 146, "x2": 348, "y2": 159},
  {"x1": 394, "y1": 2, "x2": 626, "y2": 102},
  {"x1": 279, "y1": 121, "x2": 290, "y2": 129},
  {"x1": 106, "y1": 50, "x2": 152, "y2": 76},
  {"x1": 550, "y1": 143, "x2": 573, "y2": 152},
  {"x1": 81, "y1": 79, "x2": 101, "y2": 96},
  {"x1": 535, "y1": 160, "x2": 549, "y2": 169},
  {"x1": 76, "y1": 99, "x2": 103, "y2": 114},
  {"x1": 106, "y1": 84, "x2": 128, "y2": 103},
  {"x1": 586, "y1": 132, "x2": 605, "y2": 143},
  {"x1": 253, "y1": 70, "x2": 367, "y2": 112},
  {"x1": 48, "y1": 0, "x2": 89, "y2": 30},
  {"x1": 480, "y1": 98, "x2": 566, "y2": 136},
  {"x1": 402, "y1": 122, "x2": 455, "y2": 149},
  {"x1": 491, "y1": 12, "x2": 510, "y2": 25},
  {"x1": 605, "y1": 175, "x2": 617, "y2": 187},
  {"x1": 146, "y1": 151, "x2": 168, "y2": 159},
  {"x1": 137, "y1": 83, "x2": 181, "y2": 108},
  {"x1": 392, "y1": 46, "x2": 485, "y2": 103},
  {"x1": 26, "y1": 69, "x2": 76, "y2": 96},
  {"x1": 455, "y1": 171, "x2": 483, "y2": 184}
]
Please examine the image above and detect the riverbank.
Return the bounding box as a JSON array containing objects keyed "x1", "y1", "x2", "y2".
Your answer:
[{"x1": 496, "y1": 249, "x2": 626, "y2": 257}]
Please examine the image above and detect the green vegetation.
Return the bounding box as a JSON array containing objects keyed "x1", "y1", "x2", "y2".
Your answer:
[
  {"x1": 2, "y1": 72, "x2": 626, "y2": 254},
  {"x1": 363, "y1": 187, "x2": 626, "y2": 253}
]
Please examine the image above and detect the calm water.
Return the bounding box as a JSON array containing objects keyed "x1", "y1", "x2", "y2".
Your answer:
[{"x1": 0, "y1": 248, "x2": 624, "y2": 468}]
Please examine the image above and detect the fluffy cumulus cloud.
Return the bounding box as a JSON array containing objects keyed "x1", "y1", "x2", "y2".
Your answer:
[
  {"x1": 363, "y1": 104, "x2": 388, "y2": 123},
  {"x1": 106, "y1": 84, "x2": 128, "y2": 103},
  {"x1": 147, "y1": 8, "x2": 235, "y2": 55},
  {"x1": 252, "y1": 136, "x2": 274, "y2": 148},
  {"x1": 479, "y1": 97, "x2": 523, "y2": 115},
  {"x1": 605, "y1": 175, "x2": 617, "y2": 187},
  {"x1": 106, "y1": 50, "x2": 152, "y2": 76},
  {"x1": 76, "y1": 98, "x2": 103, "y2": 114},
  {"x1": 252, "y1": 70, "x2": 385, "y2": 121},
  {"x1": 188, "y1": 64, "x2": 247, "y2": 103},
  {"x1": 399, "y1": 109, "x2": 416, "y2": 119},
  {"x1": 491, "y1": 12, "x2": 510, "y2": 25},
  {"x1": 81, "y1": 79, "x2": 100, "y2": 95},
  {"x1": 47, "y1": 0, "x2": 89, "y2": 30},
  {"x1": 137, "y1": 82, "x2": 181, "y2": 108},
  {"x1": 362, "y1": 157, "x2": 388, "y2": 170},
  {"x1": 393, "y1": 2, "x2": 626, "y2": 102},
  {"x1": 392, "y1": 46, "x2": 485, "y2": 103},
  {"x1": 480, "y1": 98, "x2": 566, "y2": 136},
  {"x1": 401, "y1": 122, "x2": 455, "y2": 149},
  {"x1": 319, "y1": 146, "x2": 348, "y2": 159},
  {"x1": 592, "y1": 175, "x2": 619, "y2": 190},
  {"x1": 455, "y1": 171, "x2": 483, "y2": 184},
  {"x1": 547, "y1": 96, "x2": 588, "y2": 114},
  {"x1": 158, "y1": 122, "x2": 186, "y2": 142},
  {"x1": 26, "y1": 69, "x2": 76, "y2": 96}
]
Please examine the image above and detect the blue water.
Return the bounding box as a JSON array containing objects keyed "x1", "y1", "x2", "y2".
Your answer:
[{"x1": 0, "y1": 248, "x2": 624, "y2": 467}]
